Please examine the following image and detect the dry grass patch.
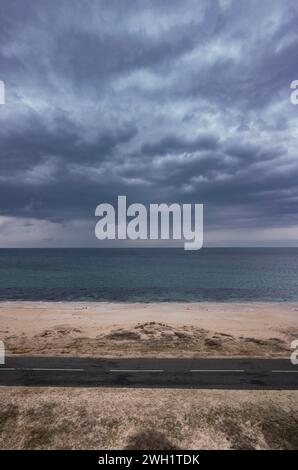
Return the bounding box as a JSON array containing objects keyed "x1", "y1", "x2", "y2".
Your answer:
[
  {"x1": 0, "y1": 388, "x2": 297, "y2": 450},
  {"x1": 4, "y1": 322, "x2": 290, "y2": 357}
]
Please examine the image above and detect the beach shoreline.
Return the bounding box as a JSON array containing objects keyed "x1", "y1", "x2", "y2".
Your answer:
[{"x1": 0, "y1": 301, "x2": 297, "y2": 357}]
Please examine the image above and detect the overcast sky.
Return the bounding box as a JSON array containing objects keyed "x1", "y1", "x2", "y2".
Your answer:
[{"x1": 0, "y1": 0, "x2": 298, "y2": 247}]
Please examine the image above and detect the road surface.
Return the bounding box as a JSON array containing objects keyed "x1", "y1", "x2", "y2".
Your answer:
[{"x1": 0, "y1": 357, "x2": 297, "y2": 389}]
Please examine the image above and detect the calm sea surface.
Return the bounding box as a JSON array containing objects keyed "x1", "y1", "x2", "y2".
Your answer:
[{"x1": 0, "y1": 248, "x2": 297, "y2": 302}]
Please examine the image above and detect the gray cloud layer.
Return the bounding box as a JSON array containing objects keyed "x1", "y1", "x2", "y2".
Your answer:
[{"x1": 0, "y1": 0, "x2": 298, "y2": 246}]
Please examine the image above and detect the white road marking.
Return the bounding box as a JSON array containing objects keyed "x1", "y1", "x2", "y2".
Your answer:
[
  {"x1": 110, "y1": 369, "x2": 164, "y2": 373},
  {"x1": 190, "y1": 369, "x2": 245, "y2": 373},
  {"x1": 21, "y1": 368, "x2": 85, "y2": 371},
  {"x1": 0, "y1": 367, "x2": 84, "y2": 372},
  {"x1": 1, "y1": 366, "x2": 297, "y2": 374}
]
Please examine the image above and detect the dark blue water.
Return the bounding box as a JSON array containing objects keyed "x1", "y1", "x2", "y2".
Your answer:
[{"x1": 0, "y1": 248, "x2": 297, "y2": 302}]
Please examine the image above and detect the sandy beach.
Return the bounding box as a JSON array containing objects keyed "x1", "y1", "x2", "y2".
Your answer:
[{"x1": 1, "y1": 302, "x2": 297, "y2": 357}]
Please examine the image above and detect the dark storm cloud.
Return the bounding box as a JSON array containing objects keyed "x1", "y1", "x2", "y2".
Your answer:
[
  {"x1": 0, "y1": 0, "x2": 298, "y2": 246},
  {"x1": 0, "y1": 110, "x2": 137, "y2": 173},
  {"x1": 141, "y1": 133, "x2": 219, "y2": 156}
]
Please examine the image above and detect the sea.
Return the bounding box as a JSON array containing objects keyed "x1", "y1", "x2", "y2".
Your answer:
[{"x1": 0, "y1": 248, "x2": 297, "y2": 302}]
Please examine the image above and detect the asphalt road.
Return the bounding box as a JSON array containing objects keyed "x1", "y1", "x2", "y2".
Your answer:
[{"x1": 0, "y1": 357, "x2": 297, "y2": 389}]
